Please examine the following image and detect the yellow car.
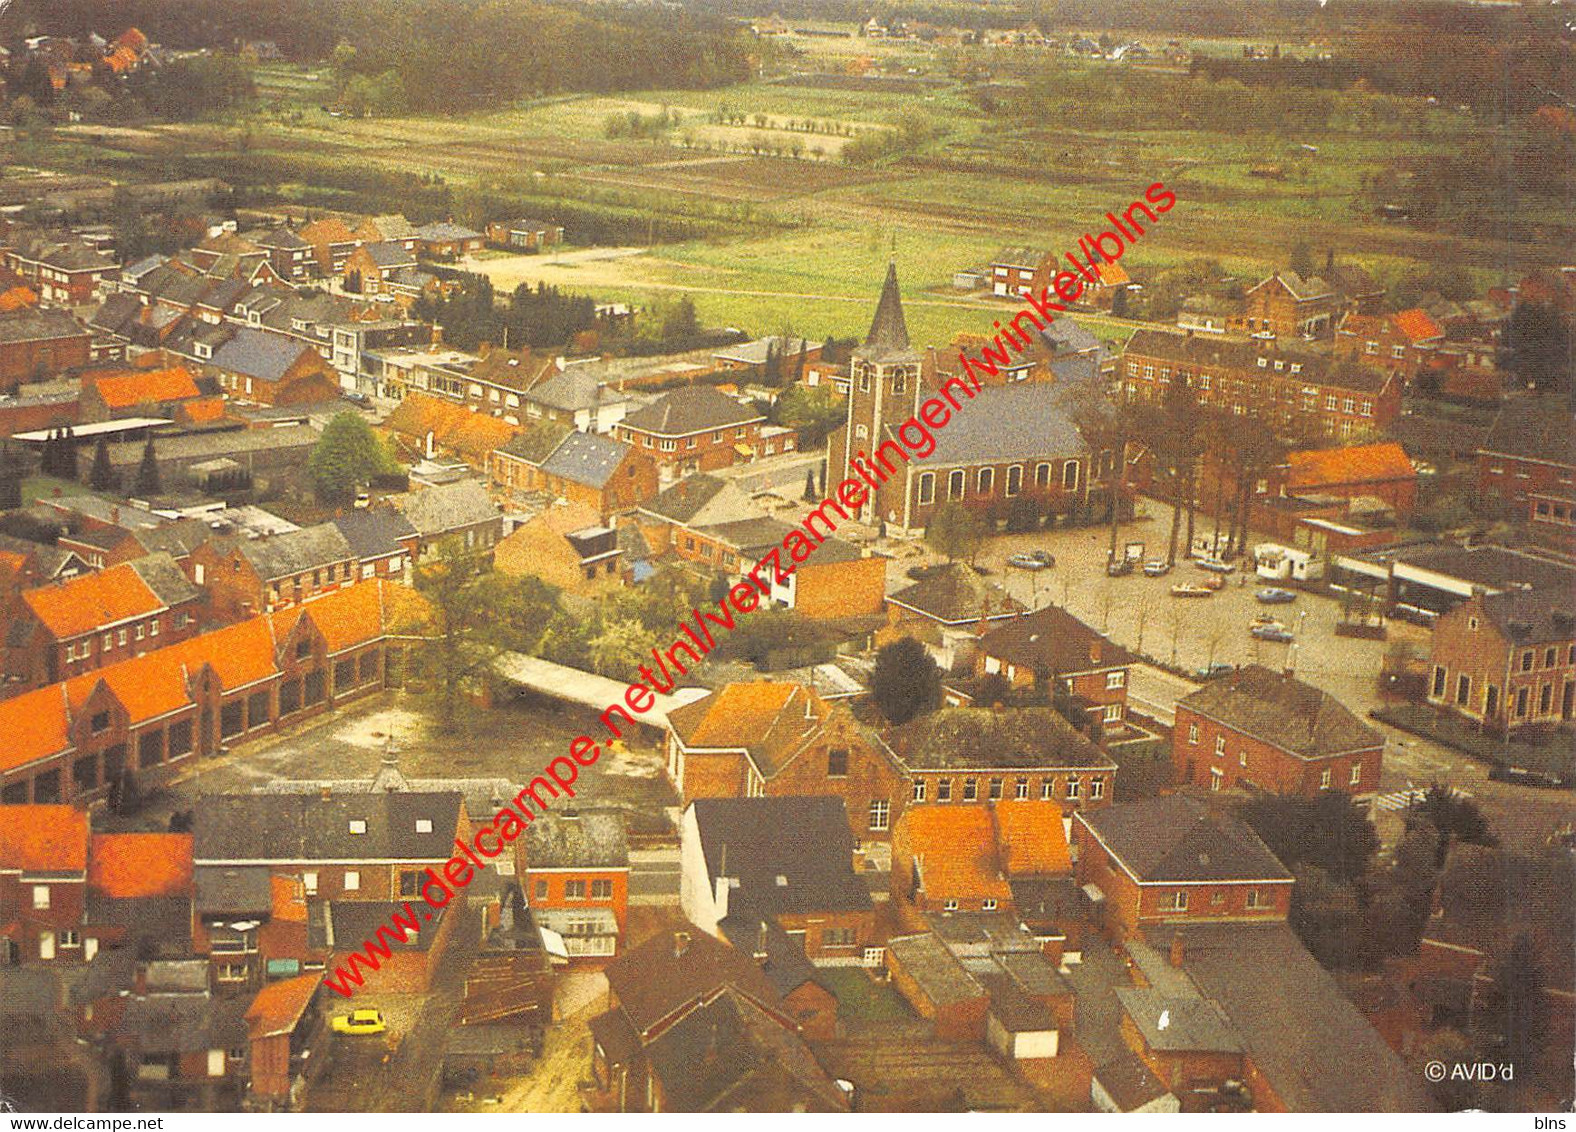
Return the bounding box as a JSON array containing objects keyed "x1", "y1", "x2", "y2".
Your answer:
[{"x1": 330, "y1": 1009, "x2": 387, "y2": 1036}]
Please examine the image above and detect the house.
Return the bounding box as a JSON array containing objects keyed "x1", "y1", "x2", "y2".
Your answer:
[
  {"x1": 1121, "y1": 328, "x2": 1401, "y2": 441},
  {"x1": 243, "y1": 974, "x2": 323, "y2": 1110},
  {"x1": 243, "y1": 226, "x2": 314, "y2": 285},
  {"x1": 385, "y1": 479, "x2": 503, "y2": 561},
  {"x1": 1326, "y1": 261, "x2": 1387, "y2": 315},
  {"x1": 1334, "y1": 309, "x2": 1444, "y2": 384},
  {"x1": 331, "y1": 509, "x2": 419, "y2": 583},
  {"x1": 882, "y1": 563, "x2": 1027, "y2": 672},
  {"x1": 1475, "y1": 397, "x2": 1575, "y2": 511},
  {"x1": 884, "y1": 932, "x2": 990, "y2": 1041},
  {"x1": 0, "y1": 309, "x2": 92, "y2": 391},
  {"x1": 889, "y1": 803, "x2": 1011, "y2": 919},
  {"x1": 311, "y1": 898, "x2": 455, "y2": 992},
  {"x1": 522, "y1": 811, "x2": 629, "y2": 963},
  {"x1": 584, "y1": 928, "x2": 849, "y2": 1112},
  {"x1": 1073, "y1": 795, "x2": 1294, "y2": 939},
  {"x1": 414, "y1": 222, "x2": 485, "y2": 259},
  {"x1": 296, "y1": 216, "x2": 360, "y2": 278},
  {"x1": 1426, "y1": 587, "x2": 1575, "y2": 732},
  {"x1": 1527, "y1": 488, "x2": 1576, "y2": 555},
  {"x1": 3, "y1": 233, "x2": 118, "y2": 307},
  {"x1": 83, "y1": 830, "x2": 195, "y2": 960},
  {"x1": 0, "y1": 804, "x2": 90, "y2": 963},
  {"x1": 102, "y1": 960, "x2": 252, "y2": 1110},
  {"x1": 680, "y1": 796, "x2": 876, "y2": 968},
  {"x1": 988, "y1": 247, "x2": 1047, "y2": 299},
  {"x1": 758, "y1": 532, "x2": 886, "y2": 620},
  {"x1": 966, "y1": 605, "x2": 1135, "y2": 730},
  {"x1": 385, "y1": 390, "x2": 522, "y2": 469},
  {"x1": 354, "y1": 215, "x2": 420, "y2": 254},
  {"x1": 485, "y1": 219, "x2": 565, "y2": 252},
  {"x1": 6, "y1": 554, "x2": 204, "y2": 689},
  {"x1": 207, "y1": 327, "x2": 341, "y2": 406},
  {"x1": 889, "y1": 706, "x2": 1117, "y2": 816},
  {"x1": 1268, "y1": 442, "x2": 1418, "y2": 518},
  {"x1": 1228, "y1": 271, "x2": 1336, "y2": 339},
  {"x1": 710, "y1": 336, "x2": 823, "y2": 375},
  {"x1": 78, "y1": 365, "x2": 204, "y2": 423},
  {"x1": 186, "y1": 523, "x2": 359, "y2": 619},
  {"x1": 517, "y1": 365, "x2": 629, "y2": 434},
  {"x1": 489, "y1": 428, "x2": 659, "y2": 518},
  {"x1": 663, "y1": 682, "x2": 907, "y2": 849},
  {"x1": 342, "y1": 241, "x2": 418, "y2": 298},
  {"x1": 615, "y1": 386, "x2": 767, "y2": 477},
  {"x1": 493, "y1": 501, "x2": 623, "y2": 595},
  {"x1": 1172, "y1": 664, "x2": 1384, "y2": 796}
]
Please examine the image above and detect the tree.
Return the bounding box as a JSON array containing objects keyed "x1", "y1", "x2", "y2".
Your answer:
[
  {"x1": 661, "y1": 297, "x2": 699, "y2": 343},
  {"x1": 925, "y1": 502, "x2": 986, "y2": 563},
  {"x1": 871, "y1": 637, "x2": 942, "y2": 725},
  {"x1": 803, "y1": 468, "x2": 818, "y2": 502},
  {"x1": 1288, "y1": 240, "x2": 1315, "y2": 279},
  {"x1": 1479, "y1": 932, "x2": 1547, "y2": 1072},
  {"x1": 1406, "y1": 783, "x2": 1496, "y2": 866},
  {"x1": 134, "y1": 437, "x2": 162, "y2": 496},
  {"x1": 309, "y1": 411, "x2": 395, "y2": 502},
  {"x1": 88, "y1": 437, "x2": 115, "y2": 491},
  {"x1": 1239, "y1": 792, "x2": 1379, "y2": 884},
  {"x1": 411, "y1": 539, "x2": 504, "y2": 729},
  {"x1": 0, "y1": 445, "x2": 23, "y2": 510},
  {"x1": 588, "y1": 617, "x2": 658, "y2": 678}
]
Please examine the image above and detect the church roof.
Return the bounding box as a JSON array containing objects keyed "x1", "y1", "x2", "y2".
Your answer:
[{"x1": 858, "y1": 262, "x2": 918, "y2": 364}]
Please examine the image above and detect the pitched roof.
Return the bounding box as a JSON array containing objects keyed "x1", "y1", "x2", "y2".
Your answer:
[
  {"x1": 639, "y1": 473, "x2": 758, "y2": 527},
  {"x1": 978, "y1": 605, "x2": 1133, "y2": 674},
  {"x1": 87, "y1": 833, "x2": 193, "y2": 898},
  {"x1": 1076, "y1": 795, "x2": 1293, "y2": 884},
  {"x1": 125, "y1": 552, "x2": 203, "y2": 607},
  {"x1": 1475, "y1": 586, "x2": 1576, "y2": 645},
  {"x1": 245, "y1": 973, "x2": 319, "y2": 1039},
  {"x1": 1177, "y1": 664, "x2": 1382, "y2": 759},
  {"x1": 414, "y1": 221, "x2": 484, "y2": 241},
  {"x1": 386, "y1": 391, "x2": 520, "y2": 462},
  {"x1": 1478, "y1": 397, "x2": 1575, "y2": 467},
  {"x1": 899, "y1": 706, "x2": 1113, "y2": 771},
  {"x1": 539, "y1": 430, "x2": 633, "y2": 490},
  {"x1": 210, "y1": 326, "x2": 315, "y2": 383},
  {"x1": 22, "y1": 561, "x2": 165, "y2": 639},
  {"x1": 1392, "y1": 308, "x2": 1444, "y2": 343},
  {"x1": 297, "y1": 216, "x2": 358, "y2": 245},
  {"x1": 522, "y1": 366, "x2": 623, "y2": 412},
  {"x1": 234, "y1": 522, "x2": 355, "y2": 581},
  {"x1": 1328, "y1": 263, "x2": 1381, "y2": 298},
  {"x1": 82, "y1": 366, "x2": 201, "y2": 409},
  {"x1": 993, "y1": 800, "x2": 1071, "y2": 875},
  {"x1": 621, "y1": 386, "x2": 765, "y2": 437},
  {"x1": 1263, "y1": 270, "x2": 1332, "y2": 301},
  {"x1": 901, "y1": 804, "x2": 1012, "y2": 902},
  {"x1": 331, "y1": 509, "x2": 418, "y2": 560},
  {"x1": 858, "y1": 262, "x2": 916, "y2": 363},
  {"x1": 887, "y1": 562, "x2": 1026, "y2": 624},
  {"x1": 1123, "y1": 328, "x2": 1392, "y2": 394},
  {"x1": 0, "y1": 804, "x2": 89, "y2": 873},
  {"x1": 667, "y1": 682, "x2": 829, "y2": 776},
  {"x1": 358, "y1": 241, "x2": 416, "y2": 269},
  {"x1": 1284, "y1": 442, "x2": 1414, "y2": 489},
  {"x1": 387, "y1": 479, "x2": 500, "y2": 536},
  {"x1": 603, "y1": 928, "x2": 782, "y2": 1037},
  {"x1": 0, "y1": 308, "x2": 86, "y2": 344},
  {"x1": 691, "y1": 796, "x2": 872, "y2": 920},
  {"x1": 910, "y1": 382, "x2": 1088, "y2": 467},
  {"x1": 496, "y1": 421, "x2": 574, "y2": 465},
  {"x1": 193, "y1": 790, "x2": 463, "y2": 863},
  {"x1": 467, "y1": 348, "x2": 558, "y2": 393},
  {"x1": 524, "y1": 812, "x2": 628, "y2": 869}
]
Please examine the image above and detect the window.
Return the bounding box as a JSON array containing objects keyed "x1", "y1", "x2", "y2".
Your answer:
[
  {"x1": 32, "y1": 885, "x2": 49, "y2": 910},
  {"x1": 1239, "y1": 748, "x2": 1248, "y2": 767},
  {"x1": 1214, "y1": 736, "x2": 1226, "y2": 756},
  {"x1": 1065, "y1": 778, "x2": 1080, "y2": 800},
  {"x1": 303, "y1": 872, "x2": 318, "y2": 896},
  {"x1": 1015, "y1": 777, "x2": 1029, "y2": 801},
  {"x1": 1041, "y1": 779, "x2": 1056, "y2": 801},
  {"x1": 1167, "y1": 890, "x2": 1188, "y2": 912},
  {"x1": 565, "y1": 880, "x2": 587, "y2": 901},
  {"x1": 943, "y1": 899, "x2": 959, "y2": 912},
  {"x1": 1247, "y1": 888, "x2": 1265, "y2": 909},
  {"x1": 1005, "y1": 465, "x2": 1022, "y2": 497},
  {"x1": 1187, "y1": 722, "x2": 1199, "y2": 744},
  {"x1": 1350, "y1": 763, "x2": 1362, "y2": 786},
  {"x1": 1325, "y1": 394, "x2": 1337, "y2": 411},
  {"x1": 948, "y1": 470, "x2": 965, "y2": 500},
  {"x1": 416, "y1": 818, "x2": 433, "y2": 834},
  {"x1": 1432, "y1": 666, "x2": 1447, "y2": 698},
  {"x1": 591, "y1": 878, "x2": 613, "y2": 900},
  {"x1": 1456, "y1": 674, "x2": 1471, "y2": 705},
  {"x1": 1545, "y1": 647, "x2": 1558, "y2": 669},
  {"x1": 962, "y1": 778, "x2": 978, "y2": 802},
  {"x1": 859, "y1": 369, "x2": 871, "y2": 393},
  {"x1": 1062, "y1": 461, "x2": 1079, "y2": 490},
  {"x1": 1035, "y1": 463, "x2": 1051, "y2": 488},
  {"x1": 1090, "y1": 778, "x2": 1105, "y2": 800},
  {"x1": 1540, "y1": 684, "x2": 1553, "y2": 714},
  {"x1": 1104, "y1": 705, "x2": 1122, "y2": 724},
  {"x1": 1210, "y1": 768, "x2": 1224, "y2": 791},
  {"x1": 917, "y1": 472, "x2": 935, "y2": 505},
  {"x1": 982, "y1": 899, "x2": 998, "y2": 912},
  {"x1": 936, "y1": 779, "x2": 952, "y2": 802},
  {"x1": 1360, "y1": 400, "x2": 1373, "y2": 416},
  {"x1": 912, "y1": 780, "x2": 926, "y2": 803},
  {"x1": 90, "y1": 711, "x2": 110, "y2": 734},
  {"x1": 976, "y1": 467, "x2": 994, "y2": 496},
  {"x1": 868, "y1": 799, "x2": 890, "y2": 831},
  {"x1": 117, "y1": 628, "x2": 127, "y2": 646},
  {"x1": 891, "y1": 372, "x2": 906, "y2": 394},
  {"x1": 1106, "y1": 670, "x2": 1125, "y2": 689},
  {"x1": 296, "y1": 638, "x2": 312, "y2": 660},
  {"x1": 827, "y1": 748, "x2": 849, "y2": 777},
  {"x1": 344, "y1": 871, "x2": 360, "y2": 892},
  {"x1": 1319, "y1": 768, "x2": 1332, "y2": 790},
  {"x1": 1343, "y1": 397, "x2": 1355, "y2": 413}
]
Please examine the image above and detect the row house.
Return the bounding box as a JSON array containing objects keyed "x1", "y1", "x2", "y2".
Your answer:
[
  {"x1": 490, "y1": 426, "x2": 659, "y2": 518},
  {"x1": 5, "y1": 554, "x2": 204, "y2": 691},
  {"x1": 0, "y1": 804, "x2": 90, "y2": 963},
  {"x1": 243, "y1": 227, "x2": 315, "y2": 284},
  {"x1": 0, "y1": 308, "x2": 92, "y2": 391},
  {"x1": 1527, "y1": 488, "x2": 1576, "y2": 555},
  {"x1": 485, "y1": 219, "x2": 565, "y2": 252},
  {"x1": 385, "y1": 390, "x2": 521, "y2": 469},
  {"x1": 889, "y1": 799, "x2": 1069, "y2": 922},
  {"x1": 385, "y1": 479, "x2": 504, "y2": 562},
  {"x1": 964, "y1": 604, "x2": 1135, "y2": 731},
  {"x1": 3, "y1": 232, "x2": 119, "y2": 307},
  {"x1": 1227, "y1": 271, "x2": 1335, "y2": 339},
  {"x1": 206, "y1": 326, "x2": 343, "y2": 406},
  {"x1": 615, "y1": 386, "x2": 767, "y2": 477},
  {"x1": 1172, "y1": 664, "x2": 1385, "y2": 797},
  {"x1": 522, "y1": 812, "x2": 630, "y2": 962},
  {"x1": 341, "y1": 241, "x2": 418, "y2": 298},
  {"x1": 1427, "y1": 587, "x2": 1575, "y2": 733},
  {"x1": 331, "y1": 510, "x2": 420, "y2": 584},
  {"x1": 0, "y1": 580, "x2": 425, "y2": 809},
  {"x1": 1121, "y1": 328, "x2": 1401, "y2": 441},
  {"x1": 1475, "y1": 396, "x2": 1575, "y2": 512},
  {"x1": 187, "y1": 523, "x2": 359, "y2": 620},
  {"x1": 1333, "y1": 308, "x2": 1444, "y2": 385}
]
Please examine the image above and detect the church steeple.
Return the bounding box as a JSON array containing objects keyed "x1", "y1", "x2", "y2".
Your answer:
[{"x1": 862, "y1": 261, "x2": 911, "y2": 357}]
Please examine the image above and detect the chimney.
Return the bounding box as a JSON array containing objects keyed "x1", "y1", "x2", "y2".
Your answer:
[
  {"x1": 1089, "y1": 639, "x2": 1101, "y2": 664},
  {"x1": 133, "y1": 963, "x2": 148, "y2": 996},
  {"x1": 1169, "y1": 931, "x2": 1186, "y2": 968},
  {"x1": 673, "y1": 930, "x2": 690, "y2": 958}
]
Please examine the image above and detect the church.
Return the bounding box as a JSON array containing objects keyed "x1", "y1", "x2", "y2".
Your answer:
[{"x1": 826, "y1": 264, "x2": 1119, "y2": 537}]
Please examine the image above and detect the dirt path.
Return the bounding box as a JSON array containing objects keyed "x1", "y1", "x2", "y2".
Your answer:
[{"x1": 495, "y1": 999, "x2": 595, "y2": 1113}]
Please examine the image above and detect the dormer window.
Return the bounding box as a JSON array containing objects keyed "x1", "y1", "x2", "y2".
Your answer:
[
  {"x1": 1256, "y1": 357, "x2": 1268, "y2": 368},
  {"x1": 348, "y1": 819, "x2": 367, "y2": 834},
  {"x1": 1289, "y1": 363, "x2": 1301, "y2": 374},
  {"x1": 195, "y1": 342, "x2": 211, "y2": 359},
  {"x1": 415, "y1": 819, "x2": 433, "y2": 834}
]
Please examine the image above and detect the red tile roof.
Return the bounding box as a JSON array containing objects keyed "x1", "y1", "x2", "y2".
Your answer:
[
  {"x1": 1285, "y1": 442, "x2": 1415, "y2": 489},
  {"x1": 88, "y1": 833, "x2": 193, "y2": 897},
  {"x1": 246, "y1": 973, "x2": 320, "y2": 1039},
  {"x1": 901, "y1": 805, "x2": 1011, "y2": 902},
  {"x1": 22, "y1": 563, "x2": 164, "y2": 640},
  {"x1": 84, "y1": 366, "x2": 201, "y2": 410},
  {"x1": 0, "y1": 686, "x2": 71, "y2": 775},
  {"x1": 0, "y1": 804, "x2": 90, "y2": 873},
  {"x1": 994, "y1": 801, "x2": 1070, "y2": 876},
  {"x1": 1392, "y1": 308, "x2": 1443, "y2": 344}
]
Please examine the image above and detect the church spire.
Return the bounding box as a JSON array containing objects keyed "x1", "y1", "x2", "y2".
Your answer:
[{"x1": 863, "y1": 261, "x2": 910, "y2": 355}]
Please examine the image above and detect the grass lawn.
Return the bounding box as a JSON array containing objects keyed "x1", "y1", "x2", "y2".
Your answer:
[
  {"x1": 22, "y1": 475, "x2": 89, "y2": 505},
  {"x1": 818, "y1": 967, "x2": 914, "y2": 1023}
]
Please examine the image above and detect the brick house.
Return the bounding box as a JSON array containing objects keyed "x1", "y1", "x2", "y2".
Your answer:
[
  {"x1": 312, "y1": 899, "x2": 455, "y2": 993},
  {"x1": 77, "y1": 365, "x2": 205, "y2": 423},
  {"x1": 522, "y1": 811, "x2": 630, "y2": 962},
  {"x1": 6, "y1": 554, "x2": 203, "y2": 690},
  {"x1": 989, "y1": 247, "x2": 1046, "y2": 298},
  {"x1": 1527, "y1": 489, "x2": 1576, "y2": 555},
  {"x1": 207, "y1": 327, "x2": 341, "y2": 407},
  {"x1": 0, "y1": 804, "x2": 90, "y2": 963},
  {"x1": 1228, "y1": 272, "x2": 1336, "y2": 339},
  {"x1": 330, "y1": 510, "x2": 420, "y2": 584},
  {"x1": 967, "y1": 605, "x2": 1135, "y2": 731},
  {"x1": 187, "y1": 523, "x2": 359, "y2": 620},
  {"x1": 1121, "y1": 328, "x2": 1401, "y2": 442},
  {"x1": 680, "y1": 796, "x2": 876, "y2": 970},
  {"x1": 342, "y1": 242, "x2": 418, "y2": 298},
  {"x1": 1267, "y1": 442, "x2": 1418, "y2": 518},
  {"x1": 884, "y1": 932, "x2": 991, "y2": 1041},
  {"x1": 663, "y1": 682, "x2": 907, "y2": 848},
  {"x1": 760, "y1": 534, "x2": 887, "y2": 620},
  {"x1": 1114, "y1": 981, "x2": 1245, "y2": 1112},
  {"x1": 413, "y1": 222, "x2": 485, "y2": 259},
  {"x1": 1334, "y1": 308, "x2": 1444, "y2": 385},
  {"x1": 1073, "y1": 795, "x2": 1294, "y2": 939},
  {"x1": 84, "y1": 830, "x2": 195, "y2": 959},
  {"x1": 490, "y1": 428, "x2": 658, "y2": 519},
  {"x1": 493, "y1": 501, "x2": 622, "y2": 595},
  {"x1": 1172, "y1": 664, "x2": 1384, "y2": 797},
  {"x1": 385, "y1": 479, "x2": 503, "y2": 563},
  {"x1": 4, "y1": 234, "x2": 118, "y2": 307},
  {"x1": 1475, "y1": 397, "x2": 1575, "y2": 512},
  {"x1": 889, "y1": 804, "x2": 1013, "y2": 918},
  {"x1": 710, "y1": 336, "x2": 823, "y2": 375},
  {"x1": 585, "y1": 928, "x2": 849, "y2": 1112},
  {"x1": 245, "y1": 226, "x2": 315, "y2": 284},
  {"x1": 0, "y1": 309, "x2": 92, "y2": 391},
  {"x1": 386, "y1": 390, "x2": 522, "y2": 469},
  {"x1": 0, "y1": 581, "x2": 424, "y2": 808},
  {"x1": 296, "y1": 216, "x2": 360, "y2": 278},
  {"x1": 615, "y1": 386, "x2": 767, "y2": 477},
  {"x1": 882, "y1": 563, "x2": 1027, "y2": 673},
  {"x1": 1426, "y1": 587, "x2": 1575, "y2": 732},
  {"x1": 485, "y1": 219, "x2": 565, "y2": 252}
]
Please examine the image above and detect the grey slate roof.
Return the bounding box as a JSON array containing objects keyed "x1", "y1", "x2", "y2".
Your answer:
[
  {"x1": 538, "y1": 431, "x2": 631, "y2": 490},
  {"x1": 312, "y1": 900, "x2": 448, "y2": 951},
  {"x1": 234, "y1": 522, "x2": 354, "y2": 581},
  {"x1": 1114, "y1": 987, "x2": 1243, "y2": 1053},
  {"x1": 360, "y1": 241, "x2": 416, "y2": 269},
  {"x1": 691, "y1": 796, "x2": 872, "y2": 918},
  {"x1": 523, "y1": 367, "x2": 624, "y2": 413},
  {"x1": 193, "y1": 865, "x2": 272, "y2": 914},
  {"x1": 621, "y1": 386, "x2": 764, "y2": 437},
  {"x1": 496, "y1": 421, "x2": 574, "y2": 465},
  {"x1": 885, "y1": 932, "x2": 984, "y2": 1006},
  {"x1": 524, "y1": 812, "x2": 628, "y2": 869},
  {"x1": 1478, "y1": 396, "x2": 1575, "y2": 467},
  {"x1": 332, "y1": 509, "x2": 418, "y2": 561},
  {"x1": 1076, "y1": 795, "x2": 1293, "y2": 884},
  {"x1": 887, "y1": 562, "x2": 1025, "y2": 624},
  {"x1": 639, "y1": 473, "x2": 758, "y2": 527},
  {"x1": 415, "y1": 221, "x2": 483, "y2": 241},
  {"x1": 694, "y1": 516, "x2": 798, "y2": 554},
  {"x1": 388, "y1": 479, "x2": 500, "y2": 536},
  {"x1": 911, "y1": 382, "x2": 1088, "y2": 466},
  {"x1": 899, "y1": 706, "x2": 1113, "y2": 771},
  {"x1": 0, "y1": 308, "x2": 85, "y2": 344},
  {"x1": 979, "y1": 605, "x2": 1134, "y2": 675},
  {"x1": 1177, "y1": 663, "x2": 1383, "y2": 759},
  {"x1": 857, "y1": 262, "x2": 918, "y2": 364},
  {"x1": 1124, "y1": 328, "x2": 1390, "y2": 394},
  {"x1": 1477, "y1": 586, "x2": 1576, "y2": 644},
  {"x1": 193, "y1": 791, "x2": 463, "y2": 863},
  {"x1": 125, "y1": 551, "x2": 203, "y2": 607},
  {"x1": 210, "y1": 326, "x2": 312, "y2": 383}
]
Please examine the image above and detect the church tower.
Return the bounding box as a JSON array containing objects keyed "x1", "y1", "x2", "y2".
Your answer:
[{"x1": 829, "y1": 263, "x2": 923, "y2": 527}]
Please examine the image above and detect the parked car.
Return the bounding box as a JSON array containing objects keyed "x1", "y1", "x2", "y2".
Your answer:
[
  {"x1": 1106, "y1": 556, "x2": 1134, "y2": 577},
  {"x1": 1256, "y1": 588, "x2": 1297, "y2": 604},
  {"x1": 1250, "y1": 622, "x2": 1295, "y2": 643},
  {"x1": 331, "y1": 1009, "x2": 387, "y2": 1036},
  {"x1": 1143, "y1": 560, "x2": 1171, "y2": 577},
  {"x1": 1007, "y1": 550, "x2": 1055, "y2": 571},
  {"x1": 1194, "y1": 556, "x2": 1236, "y2": 574},
  {"x1": 1170, "y1": 583, "x2": 1214, "y2": 598},
  {"x1": 1197, "y1": 662, "x2": 1235, "y2": 680},
  {"x1": 343, "y1": 390, "x2": 372, "y2": 407},
  {"x1": 1249, "y1": 616, "x2": 1287, "y2": 631}
]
